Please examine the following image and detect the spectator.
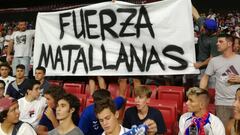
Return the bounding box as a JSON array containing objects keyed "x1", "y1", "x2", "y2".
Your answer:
[
  {"x1": 3, "y1": 29, "x2": 13, "y2": 48},
  {"x1": 178, "y1": 87, "x2": 225, "y2": 134},
  {"x1": 78, "y1": 89, "x2": 125, "y2": 135},
  {"x1": 94, "y1": 97, "x2": 129, "y2": 135},
  {"x1": 122, "y1": 85, "x2": 165, "y2": 135},
  {"x1": 18, "y1": 79, "x2": 46, "y2": 128},
  {"x1": 233, "y1": 37, "x2": 240, "y2": 54},
  {"x1": 0, "y1": 31, "x2": 4, "y2": 51},
  {"x1": 226, "y1": 87, "x2": 240, "y2": 135},
  {"x1": 0, "y1": 97, "x2": 37, "y2": 135},
  {"x1": 0, "y1": 80, "x2": 5, "y2": 99},
  {"x1": 0, "y1": 62, "x2": 15, "y2": 95},
  {"x1": 35, "y1": 66, "x2": 50, "y2": 96},
  {"x1": 36, "y1": 86, "x2": 65, "y2": 135},
  {"x1": 0, "y1": 45, "x2": 8, "y2": 63},
  {"x1": 88, "y1": 76, "x2": 107, "y2": 96},
  {"x1": 48, "y1": 93, "x2": 84, "y2": 135},
  {"x1": 8, "y1": 20, "x2": 35, "y2": 77},
  {"x1": 192, "y1": 6, "x2": 221, "y2": 88},
  {"x1": 5, "y1": 64, "x2": 30, "y2": 99},
  {"x1": 200, "y1": 34, "x2": 240, "y2": 125}
]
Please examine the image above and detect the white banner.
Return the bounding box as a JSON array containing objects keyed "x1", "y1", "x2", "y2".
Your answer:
[{"x1": 34, "y1": 0, "x2": 199, "y2": 76}]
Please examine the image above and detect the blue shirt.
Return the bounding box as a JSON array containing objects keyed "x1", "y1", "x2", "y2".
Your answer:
[{"x1": 78, "y1": 96, "x2": 125, "y2": 135}]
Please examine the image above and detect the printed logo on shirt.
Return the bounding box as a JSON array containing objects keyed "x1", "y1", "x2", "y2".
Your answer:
[
  {"x1": 16, "y1": 35, "x2": 26, "y2": 44},
  {"x1": 29, "y1": 109, "x2": 35, "y2": 117},
  {"x1": 221, "y1": 65, "x2": 239, "y2": 82},
  {"x1": 92, "y1": 120, "x2": 99, "y2": 130}
]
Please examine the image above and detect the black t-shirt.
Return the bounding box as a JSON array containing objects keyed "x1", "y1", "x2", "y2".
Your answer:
[
  {"x1": 6, "y1": 79, "x2": 31, "y2": 99},
  {"x1": 123, "y1": 106, "x2": 166, "y2": 134}
]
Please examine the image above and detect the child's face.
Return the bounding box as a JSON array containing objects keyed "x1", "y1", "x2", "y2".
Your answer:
[{"x1": 134, "y1": 94, "x2": 149, "y2": 111}]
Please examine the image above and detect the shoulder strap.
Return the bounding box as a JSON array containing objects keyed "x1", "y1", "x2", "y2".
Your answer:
[
  {"x1": 12, "y1": 121, "x2": 24, "y2": 135},
  {"x1": 12, "y1": 81, "x2": 20, "y2": 91},
  {"x1": 11, "y1": 81, "x2": 24, "y2": 96}
]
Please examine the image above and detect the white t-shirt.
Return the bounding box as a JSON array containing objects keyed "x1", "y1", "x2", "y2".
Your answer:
[
  {"x1": 102, "y1": 125, "x2": 129, "y2": 135},
  {"x1": 0, "y1": 76, "x2": 15, "y2": 95},
  {"x1": 0, "y1": 123, "x2": 37, "y2": 135},
  {"x1": 4, "y1": 35, "x2": 11, "y2": 46},
  {"x1": 18, "y1": 96, "x2": 47, "y2": 128},
  {"x1": 178, "y1": 112, "x2": 225, "y2": 135},
  {"x1": 11, "y1": 30, "x2": 35, "y2": 57}
]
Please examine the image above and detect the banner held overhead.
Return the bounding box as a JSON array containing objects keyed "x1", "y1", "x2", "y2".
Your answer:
[{"x1": 34, "y1": 0, "x2": 199, "y2": 76}]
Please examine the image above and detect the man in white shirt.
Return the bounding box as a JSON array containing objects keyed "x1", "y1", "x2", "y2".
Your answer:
[
  {"x1": 18, "y1": 79, "x2": 46, "y2": 128},
  {"x1": 8, "y1": 21, "x2": 35, "y2": 77}
]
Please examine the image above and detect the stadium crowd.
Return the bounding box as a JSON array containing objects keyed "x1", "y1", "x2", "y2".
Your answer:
[{"x1": 0, "y1": 1, "x2": 240, "y2": 135}]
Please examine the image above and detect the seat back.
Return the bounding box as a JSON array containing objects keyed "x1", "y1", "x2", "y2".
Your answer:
[
  {"x1": 76, "y1": 94, "x2": 87, "y2": 114},
  {"x1": 63, "y1": 83, "x2": 85, "y2": 97},
  {"x1": 48, "y1": 80, "x2": 63, "y2": 87},
  {"x1": 158, "y1": 86, "x2": 185, "y2": 114},
  {"x1": 108, "y1": 83, "x2": 131, "y2": 98},
  {"x1": 208, "y1": 88, "x2": 215, "y2": 104},
  {"x1": 86, "y1": 98, "x2": 94, "y2": 107}
]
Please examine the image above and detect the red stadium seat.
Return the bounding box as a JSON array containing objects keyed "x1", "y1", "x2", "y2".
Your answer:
[
  {"x1": 86, "y1": 98, "x2": 94, "y2": 107},
  {"x1": 125, "y1": 98, "x2": 136, "y2": 110},
  {"x1": 158, "y1": 105, "x2": 177, "y2": 135},
  {"x1": 63, "y1": 83, "x2": 85, "y2": 97},
  {"x1": 76, "y1": 94, "x2": 87, "y2": 114},
  {"x1": 148, "y1": 99, "x2": 178, "y2": 134},
  {"x1": 48, "y1": 80, "x2": 63, "y2": 87},
  {"x1": 108, "y1": 83, "x2": 131, "y2": 98},
  {"x1": 208, "y1": 88, "x2": 215, "y2": 104},
  {"x1": 158, "y1": 86, "x2": 185, "y2": 114}
]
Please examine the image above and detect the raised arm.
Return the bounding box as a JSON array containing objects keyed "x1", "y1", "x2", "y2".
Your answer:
[
  {"x1": 192, "y1": 5, "x2": 200, "y2": 21},
  {"x1": 200, "y1": 74, "x2": 209, "y2": 90}
]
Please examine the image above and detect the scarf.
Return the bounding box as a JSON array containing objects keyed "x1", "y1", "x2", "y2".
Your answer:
[{"x1": 185, "y1": 112, "x2": 210, "y2": 135}]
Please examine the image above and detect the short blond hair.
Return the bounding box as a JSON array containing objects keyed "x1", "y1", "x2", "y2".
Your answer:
[
  {"x1": 186, "y1": 87, "x2": 209, "y2": 97},
  {"x1": 134, "y1": 85, "x2": 152, "y2": 98}
]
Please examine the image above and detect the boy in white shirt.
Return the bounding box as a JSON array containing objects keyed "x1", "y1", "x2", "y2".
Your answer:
[
  {"x1": 18, "y1": 79, "x2": 46, "y2": 128},
  {"x1": 95, "y1": 97, "x2": 129, "y2": 135},
  {"x1": 178, "y1": 87, "x2": 225, "y2": 135}
]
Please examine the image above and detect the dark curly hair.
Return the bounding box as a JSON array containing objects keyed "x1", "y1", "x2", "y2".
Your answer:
[
  {"x1": 58, "y1": 93, "x2": 80, "y2": 125},
  {"x1": 0, "y1": 110, "x2": 8, "y2": 123},
  {"x1": 44, "y1": 86, "x2": 65, "y2": 106}
]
